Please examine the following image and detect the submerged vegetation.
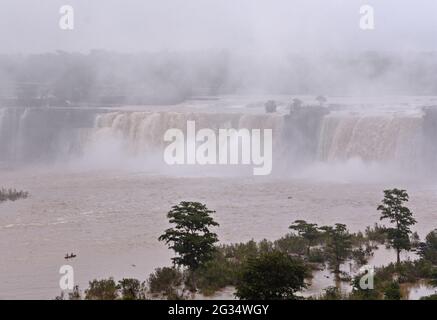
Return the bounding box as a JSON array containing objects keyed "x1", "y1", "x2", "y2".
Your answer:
[
  {"x1": 0, "y1": 188, "x2": 29, "y2": 203},
  {"x1": 55, "y1": 190, "x2": 437, "y2": 300}
]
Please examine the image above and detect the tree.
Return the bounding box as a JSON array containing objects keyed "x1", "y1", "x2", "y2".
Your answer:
[
  {"x1": 148, "y1": 267, "x2": 183, "y2": 299},
  {"x1": 290, "y1": 98, "x2": 303, "y2": 114},
  {"x1": 265, "y1": 100, "x2": 277, "y2": 113},
  {"x1": 319, "y1": 224, "x2": 352, "y2": 275},
  {"x1": 320, "y1": 286, "x2": 342, "y2": 300},
  {"x1": 159, "y1": 202, "x2": 219, "y2": 272},
  {"x1": 418, "y1": 229, "x2": 437, "y2": 264},
  {"x1": 118, "y1": 278, "x2": 145, "y2": 300},
  {"x1": 85, "y1": 278, "x2": 119, "y2": 300},
  {"x1": 384, "y1": 281, "x2": 401, "y2": 300},
  {"x1": 289, "y1": 220, "x2": 320, "y2": 256},
  {"x1": 235, "y1": 251, "x2": 307, "y2": 300},
  {"x1": 377, "y1": 189, "x2": 417, "y2": 264}
]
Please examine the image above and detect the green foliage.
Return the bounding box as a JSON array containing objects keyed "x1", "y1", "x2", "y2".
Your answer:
[
  {"x1": 364, "y1": 223, "x2": 388, "y2": 244},
  {"x1": 220, "y1": 239, "x2": 275, "y2": 264},
  {"x1": 377, "y1": 189, "x2": 417, "y2": 263},
  {"x1": 193, "y1": 240, "x2": 277, "y2": 296},
  {"x1": 319, "y1": 286, "x2": 343, "y2": 300},
  {"x1": 307, "y1": 248, "x2": 326, "y2": 264},
  {"x1": 194, "y1": 251, "x2": 238, "y2": 296},
  {"x1": 289, "y1": 220, "x2": 321, "y2": 255},
  {"x1": 418, "y1": 230, "x2": 437, "y2": 264},
  {"x1": 350, "y1": 274, "x2": 382, "y2": 300},
  {"x1": 148, "y1": 267, "x2": 183, "y2": 299},
  {"x1": 159, "y1": 202, "x2": 219, "y2": 271},
  {"x1": 431, "y1": 269, "x2": 437, "y2": 287},
  {"x1": 85, "y1": 278, "x2": 119, "y2": 300},
  {"x1": 384, "y1": 282, "x2": 401, "y2": 300},
  {"x1": 235, "y1": 251, "x2": 308, "y2": 300},
  {"x1": 420, "y1": 294, "x2": 437, "y2": 300},
  {"x1": 351, "y1": 247, "x2": 368, "y2": 266},
  {"x1": 273, "y1": 235, "x2": 307, "y2": 256},
  {"x1": 352, "y1": 259, "x2": 437, "y2": 300},
  {"x1": 319, "y1": 224, "x2": 353, "y2": 274},
  {"x1": 118, "y1": 278, "x2": 145, "y2": 300},
  {"x1": 0, "y1": 188, "x2": 29, "y2": 203},
  {"x1": 221, "y1": 240, "x2": 260, "y2": 262},
  {"x1": 375, "y1": 260, "x2": 435, "y2": 284}
]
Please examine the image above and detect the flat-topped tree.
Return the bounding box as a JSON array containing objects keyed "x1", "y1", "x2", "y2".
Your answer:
[
  {"x1": 377, "y1": 189, "x2": 417, "y2": 264},
  {"x1": 319, "y1": 223, "x2": 352, "y2": 275},
  {"x1": 159, "y1": 201, "x2": 219, "y2": 272},
  {"x1": 289, "y1": 220, "x2": 320, "y2": 255}
]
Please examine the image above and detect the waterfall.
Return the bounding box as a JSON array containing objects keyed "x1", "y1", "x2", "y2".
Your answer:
[
  {"x1": 0, "y1": 105, "x2": 435, "y2": 176},
  {"x1": 317, "y1": 114, "x2": 424, "y2": 168},
  {"x1": 0, "y1": 107, "x2": 96, "y2": 164},
  {"x1": 87, "y1": 111, "x2": 285, "y2": 159}
]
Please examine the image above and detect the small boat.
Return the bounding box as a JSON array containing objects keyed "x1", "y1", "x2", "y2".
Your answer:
[{"x1": 64, "y1": 253, "x2": 77, "y2": 259}]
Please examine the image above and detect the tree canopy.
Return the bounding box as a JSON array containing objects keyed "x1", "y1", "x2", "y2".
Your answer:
[
  {"x1": 159, "y1": 201, "x2": 219, "y2": 271},
  {"x1": 377, "y1": 189, "x2": 416, "y2": 264},
  {"x1": 235, "y1": 251, "x2": 307, "y2": 300}
]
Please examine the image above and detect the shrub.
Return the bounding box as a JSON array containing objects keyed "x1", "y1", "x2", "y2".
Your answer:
[
  {"x1": 148, "y1": 267, "x2": 183, "y2": 298},
  {"x1": 418, "y1": 230, "x2": 437, "y2": 264},
  {"x1": 274, "y1": 234, "x2": 308, "y2": 257},
  {"x1": 194, "y1": 251, "x2": 237, "y2": 296},
  {"x1": 384, "y1": 282, "x2": 401, "y2": 300},
  {"x1": 420, "y1": 294, "x2": 437, "y2": 300},
  {"x1": 319, "y1": 286, "x2": 343, "y2": 300},
  {"x1": 85, "y1": 278, "x2": 119, "y2": 300},
  {"x1": 118, "y1": 278, "x2": 145, "y2": 300},
  {"x1": 235, "y1": 251, "x2": 308, "y2": 300},
  {"x1": 364, "y1": 223, "x2": 388, "y2": 244}
]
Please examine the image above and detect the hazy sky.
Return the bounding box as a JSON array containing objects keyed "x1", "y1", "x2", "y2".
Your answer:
[{"x1": 0, "y1": 0, "x2": 436, "y2": 54}]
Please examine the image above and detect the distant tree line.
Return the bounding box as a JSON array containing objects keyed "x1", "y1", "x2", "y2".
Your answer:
[
  {"x1": 0, "y1": 188, "x2": 28, "y2": 203},
  {"x1": 2, "y1": 51, "x2": 437, "y2": 106}
]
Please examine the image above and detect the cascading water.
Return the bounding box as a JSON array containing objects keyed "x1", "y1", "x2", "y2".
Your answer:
[
  {"x1": 88, "y1": 111, "x2": 285, "y2": 158},
  {"x1": 0, "y1": 102, "x2": 435, "y2": 177},
  {"x1": 317, "y1": 114, "x2": 424, "y2": 168},
  {"x1": 0, "y1": 107, "x2": 97, "y2": 164}
]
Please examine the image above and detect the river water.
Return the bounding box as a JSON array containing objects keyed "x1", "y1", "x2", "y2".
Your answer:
[
  {"x1": 1, "y1": 96, "x2": 437, "y2": 299},
  {"x1": 1, "y1": 167, "x2": 437, "y2": 299}
]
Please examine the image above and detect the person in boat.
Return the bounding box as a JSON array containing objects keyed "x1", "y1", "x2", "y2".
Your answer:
[{"x1": 64, "y1": 253, "x2": 77, "y2": 259}]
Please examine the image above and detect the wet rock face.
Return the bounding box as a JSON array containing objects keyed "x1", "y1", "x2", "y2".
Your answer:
[{"x1": 282, "y1": 106, "x2": 330, "y2": 164}]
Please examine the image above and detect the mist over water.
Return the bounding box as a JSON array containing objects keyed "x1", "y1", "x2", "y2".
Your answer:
[
  {"x1": 1, "y1": 95, "x2": 436, "y2": 183},
  {"x1": 1, "y1": 1, "x2": 437, "y2": 300}
]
